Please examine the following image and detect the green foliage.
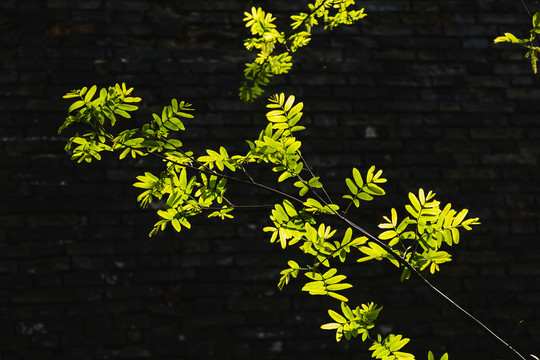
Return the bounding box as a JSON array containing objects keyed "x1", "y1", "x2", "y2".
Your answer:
[
  {"x1": 56, "y1": 3, "x2": 528, "y2": 360},
  {"x1": 263, "y1": 199, "x2": 313, "y2": 249},
  {"x1": 321, "y1": 302, "x2": 381, "y2": 342},
  {"x1": 60, "y1": 85, "x2": 482, "y2": 359},
  {"x1": 343, "y1": 166, "x2": 387, "y2": 213},
  {"x1": 278, "y1": 260, "x2": 301, "y2": 289},
  {"x1": 60, "y1": 83, "x2": 141, "y2": 163},
  {"x1": 369, "y1": 334, "x2": 414, "y2": 360},
  {"x1": 302, "y1": 267, "x2": 352, "y2": 302},
  {"x1": 494, "y1": 12, "x2": 540, "y2": 73},
  {"x1": 240, "y1": 1, "x2": 366, "y2": 102},
  {"x1": 60, "y1": 83, "x2": 141, "y2": 133},
  {"x1": 370, "y1": 189, "x2": 480, "y2": 281},
  {"x1": 428, "y1": 351, "x2": 449, "y2": 360}
]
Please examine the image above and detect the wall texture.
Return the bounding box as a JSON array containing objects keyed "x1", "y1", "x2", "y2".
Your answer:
[{"x1": 1, "y1": 0, "x2": 539, "y2": 359}]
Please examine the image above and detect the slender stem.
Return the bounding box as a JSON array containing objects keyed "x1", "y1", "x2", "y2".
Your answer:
[
  {"x1": 520, "y1": 0, "x2": 533, "y2": 18},
  {"x1": 240, "y1": 164, "x2": 256, "y2": 182},
  {"x1": 335, "y1": 214, "x2": 527, "y2": 360},
  {"x1": 114, "y1": 137, "x2": 527, "y2": 360},
  {"x1": 299, "y1": 152, "x2": 334, "y2": 204},
  {"x1": 287, "y1": 0, "x2": 329, "y2": 36},
  {"x1": 287, "y1": 158, "x2": 526, "y2": 359},
  {"x1": 244, "y1": 0, "x2": 330, "y2": 91},
  {"x1": 119, "y1": 140, "x2": 305, "y2": 206}
]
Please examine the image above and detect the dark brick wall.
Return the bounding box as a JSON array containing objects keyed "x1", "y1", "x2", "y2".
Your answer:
[{"x1": 1, "y1": 0, "x2": 539, "y2": 359}]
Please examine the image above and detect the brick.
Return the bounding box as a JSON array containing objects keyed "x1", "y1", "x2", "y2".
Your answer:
[
  {"x1": 26, "y1": 214, "x2": 82, "y2": 228},
  {"x1": 462, "y1": 100, "x2": 516, "y2": 113},
  {"x1": 442, "y1": 167, "x2": 498, "y2": 179},
  {"x1": 519, "y1": 140, "x2": 540, "y2": 155},
  {"x1": 131, "y1": 269, "x2": 197, "y2": 283},
  {"x1": 20, "y1": 257, "x2": 70, "y2": 273},
  {"x1": 364, "y1": 1, "x2": 410, "y2": 11},
  {"x1": 184, "y1": 312, "x2": 246, "y2": 327},
  {"x1": 0, "y1": 259, "x2": 17, "y2": 273},
  {"x1": 0, "y1": 1, "x2": 538, "y2": 358},
  {"x1": 228, "y1": 297, "x2": 289, "y2": 312},
  {"x1": 470, "y1": 127, "x2": 523, "y2": 139},
  {"x1": 11, "y1": 289, "x2": 74, "y2": 304},
  {"x1": 381, "y1": 100, "x2": 437, "y2": 112},
  {"x1": 480, "y1": 153, "x2": 536, "y2": 165}
]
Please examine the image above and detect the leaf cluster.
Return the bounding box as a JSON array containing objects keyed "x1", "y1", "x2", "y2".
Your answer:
[
  {"x1": 61, "y1": 86, "x2": 453, "y2": 359},
  {"x1": 240, "y1": 1, "x2": 366, "y2": 102},
  {"x1": 343, "y1": 166, "x2": 387, "y2": 212},
  {"x1": 54, "y1": 0, "x2": 534, "y2": 357},
  {"x1": 494, "y1": 12, "x2": 540, "y2": 73},
  {"x1": 369, "y1": 189, "x2": 480, "y2": 281},
  {"x1": 61, "y1": 83, "x2": 141, "y2": 162},
  {"x1": 321, "y1": 302, "x2": 381, "y2": 342},
  {"x1": 62, "y1": 85, "x2": 237, "y2": 236},
  {"x1": 247, "y1": 94, "x2": 306, "y2": 182},
  {"x1": 369, "y1": 334, "x2": 414, "y2": 360}
]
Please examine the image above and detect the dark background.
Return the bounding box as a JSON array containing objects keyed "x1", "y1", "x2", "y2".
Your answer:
[{"x1": 1, "y1": 0, "x2": 539, "y2": 359}]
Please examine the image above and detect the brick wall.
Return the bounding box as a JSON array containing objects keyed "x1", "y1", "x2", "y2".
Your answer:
[{"x1": 1, "y1": 0, "x2": 539, "y2": 359}]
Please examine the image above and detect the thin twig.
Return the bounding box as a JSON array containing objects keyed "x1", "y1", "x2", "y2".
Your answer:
[
  {"x1": 118, "y1": 140, "x2": 304, "y2": 206},
  {"x1": 520, "y1": 0, "x2": 533, "y2": 18},
  {"x1": 112, "y1": 132, "x2": 527, "y2": 360},
  {"x1": 243, "y1": 0, "x2": 330, "y2": 92},
  {"x1": 335, "y1": 214, "x2": 527, "y2": 360}
]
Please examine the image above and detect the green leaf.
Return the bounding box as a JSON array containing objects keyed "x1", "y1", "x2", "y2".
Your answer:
[
  {"x1": 365, "y1": 183, "x2": 385, "y2": 196},
  {"x1": 366, "y1": 165, "x2": 375, "y2": 183},
  {"x1": 171, "y1": 218, "x2": 181, "y2": 232},
  {"x1": 325, "y1": 274, "x2": 346, "y2": 284},
  {"x1": 533, "y1": 12, "x2": 540, "y2": 28},
  {"x1": 63, "y1": 92, "x2": 80, "y2": 99},
  {"x1": 287, "y1": 260, "x2": 299, "y2": 269},
  {"x1": 405, "y1": 204, "x2": 419, "y2": 218},
  {"x1": 84, "y1": 85, "x2": 97, "y2": 102},
  {"x1": 409, "y1": 192, "x2": 422, "y2": 211},
  {"x1": 287, "y1": 140, "x2": 301, "y2": 154},
  {"x1": 119, "y1": 147, "x2": 130, "y2": 160},
  {"x1": 302, "y1": 281, "x2": 326, "y2": 294},
  {"x1": 352, "y1": 168, "x2": 363, "y2": 187},
  {"x1": 328, "y1": 292, "x2": 349, "y2": 302},
  {"x1": 358, "y1": 192, "x2": 373, "y2": 201},
  {"x1": 157, "y1": 209, "x2": 174, "y2": 220},
  {"x1": 267, "y1": 110, "x2": 287, "y2": 122},
  {"x1": 179, "y1": 217, "x2": 191, "y2": 229},
  {"x1": 118, "y1": 103, "x2": 139, "y2": 112},
  {"x1": 400, "y1": 268, "x2": 411, "y2": 282},
  {"x1": 504, "y1": 32, "x2": 522, "y2": 43},
  {"x1": 114, "y1": 108, "x2": 131, "y2": 118},
  {"x1": 284, "y1": 95, "x2": 295, "y2": 111},
  {"x1": 494, "y1": 35, "x2": 510, "y2": 44},
  {"x1": 288, "y1": 102, "x2": 303, "y2": 119},
  {"x1": 341, "y1": 227, "x2": 352, "y2": 245},
  {"x1": 340, "y1": 302, "x2": 354, "y2": 319},
  {"x1": 282, "y1": 200, "x2": 297, "y2": 217},
  {"x1": 452, "y1": 209, "x2": 468, "y2": 226},
  {"x1": 305, "y1": 271, "x2": 323, "y2": 281},
  {"x1": 68, "y1": 100, "x2": 86, "y2": 113},
  {"x1": 379, "y1": 230, "x2": 397, "y2": 241},
  {"x1": 322, "y1": 268, "x2": 338, "y2": 279},
  {"x1": 345, "y1": 178, "x2": 358, "y2": 194},
  {"x1": 320, "y1": 322, "x2": 341, "y2": 330},
  {"x1": 328, "y1": 309, "x2": 346, "y2": 324},
  {"x1": 277, "y1": 171, "x2": 291, "y2": 182},
  {"x1": 304, "y1": 198, "x2": 324, "y2": 212},
  {"x1": 326, "y1": 283, "x2": 353, "y2": 291}
]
